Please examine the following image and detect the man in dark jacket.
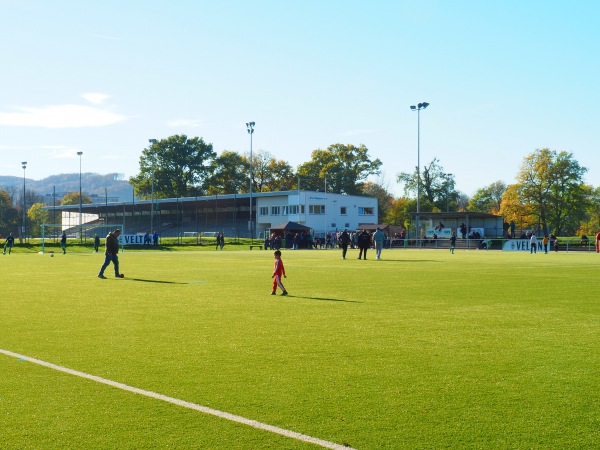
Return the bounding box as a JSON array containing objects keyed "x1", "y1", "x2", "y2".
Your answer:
[
  {"x1": 357, "y1": 230, "x2": 371, "y2": 260},
  {"x1": 98, "y1": 229, "x2": 124, "y2": 279},
  {"x1": 339, "y1": 229, "x2": 351, "y2": 259}
]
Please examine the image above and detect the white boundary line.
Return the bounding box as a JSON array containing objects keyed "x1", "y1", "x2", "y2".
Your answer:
[{"x1": 0, "y1": 349, "x2": 354, "y2": 450}]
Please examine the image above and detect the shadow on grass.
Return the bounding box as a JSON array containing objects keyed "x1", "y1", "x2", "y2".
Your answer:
[
  {"x1": 369, "y1": 258, "x2": 442, "y2": 263},
  {"x1": 285, "y1": 295, "x2": 362, "y2": 303},
  {"x1": 126, "y1": 278, "x2": 188, "y2": 285}
]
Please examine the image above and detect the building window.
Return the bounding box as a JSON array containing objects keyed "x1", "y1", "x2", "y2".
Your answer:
[
  {"x1": 271, "y1": 206, "x2": 280, "y2": 215},
  {"x1": 345, "y1": 223, "x2": 350, "y2": 228},
  {"x1": 288, "y1": 205, "x2": 299, "y2": 214},
  {"x1": 358, "y1": 207, "x2": 374, "y2": 215},
  {"x1": 282, "y1": 206, "x2": 289, "y2": 215},
  {"x1": 259, "y1": 207, "x2": 268, "y2": 216},
  {"x1": 340, "y1": 206, "x2": 347, "y2": 215},
  {"x1": 309, "y1": 205, "x2": 325, "y2": 215}
]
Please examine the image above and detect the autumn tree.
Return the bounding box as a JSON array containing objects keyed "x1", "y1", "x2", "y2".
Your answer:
[
  {"x1": 206, "y1": 150, "x2": 248, "y2": 195},
  {"x1": 131, "y1": 135, "x2": 216, "y2": 199},
  {"x1": 207, "y1": 150, "x2": 297, "y2": 195},
  {"x1": 251, "y1": 152, "x2": 296, "y2": 193},
  {"x1": 296, "y1": 144, "x2": 381, "y2": 195},
  {"x1": 506, "y1": 148, "x2": 588, "y2": 235},
  {"x1": 468, "y1": 181, "x2": 507, "y2": 214},
  {"x1": 397, "y1": 158, "x2": 458, "y2": 211},
  {"x1": 456, "y1": 192, "x2": 470, "y2": 212},
  {"x1": 0, "y1": 190, "x2": 19, "y2": 233},
  {"x1": 361, "y1": 181, "x2": 394, "y2": 223},
  {"x1": 61, "y1": 192, "x2": 93, "y2": 205},
  {"x1": 577, "y1": 186, "x2": 600, "y2": 235},
  {"x1": 499, "y1": 184, "x2": 536, "y2": 232},
  {"x1": 27, "y1": 202, "x2": 50, "y2": 237},
  {"x1": 384, "y1": 197, "x2": 413, "y2": 229}
]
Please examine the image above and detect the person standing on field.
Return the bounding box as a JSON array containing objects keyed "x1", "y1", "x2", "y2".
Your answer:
[
  {"x1": 339, "y1": 229, "x2": 351, "y2": 259},
  {"x1": 530, "y1": 233, "x2": 537, "y2": 254},
  {"x1": 271, "y1": 250, "x2": 288, "y2": 296},
  {"x1": 373, "y1": 227, "x2": 385, "y2": 260},
  {"x1": 60, "y1": 231, "x2": 67, "y2": 254},
  {"x1": 450, "y1": 231, "x2": 457, "y2": 254},
  {"x1": 542, "y1": 235, "x2": 549, "y2": 254},
  {"x1": 93, "y1": 234, "x2": 100, "y2": 252},
  {"x1": 98, "y1": 229, "x2": 124, "y2": 279},
  {"x1": 3, "y1": 232, "x2": 15, "y2": 255},
  {"x1": 357, "y1": 230, "x2": 371, "y2": 260},
  {"x1": 596, "y1": 229, "x2": 600, "y2": 253}
]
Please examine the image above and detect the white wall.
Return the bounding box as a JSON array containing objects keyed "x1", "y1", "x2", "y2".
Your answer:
[
  {"x1": 256, "y1": 191, "x2": 377, "y2": 236},
  {"x1": 61, "y1": 211, "x2": 100, "y2": 230}
]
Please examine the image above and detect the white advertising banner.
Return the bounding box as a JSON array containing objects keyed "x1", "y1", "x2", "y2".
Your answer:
[
  {"x1": 425, "y1": 228, "x2": 453, "y2": 238},
  {"x1": 503, "y1": 239, "x2": 533, "y2": 252},
  {"x1": 120, "y1": 234, "x2": 145, "y2": 245}
]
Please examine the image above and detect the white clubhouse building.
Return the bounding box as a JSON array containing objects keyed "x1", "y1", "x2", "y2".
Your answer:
[{"x1": 256, "y1": 191, "x2": 378, "y2": 237}]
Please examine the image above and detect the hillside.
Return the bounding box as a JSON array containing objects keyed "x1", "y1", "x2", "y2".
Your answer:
[{"x1": 0, "y1": 173, "x2": 135, "y2": 203}]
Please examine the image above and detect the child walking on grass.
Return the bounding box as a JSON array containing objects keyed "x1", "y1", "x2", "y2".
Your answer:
[{"x1": 271, "y1": 250, "x2": 288, "y2": 296}]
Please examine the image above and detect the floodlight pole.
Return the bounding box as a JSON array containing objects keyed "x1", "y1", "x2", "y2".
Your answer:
[
  {"x1": 324, "y1": 175, "x2": 327, "y2": 243},
  {"x1": 410, "y1": 102, "x2": 429, "y2": 242},
  {"x1": 22, "y1": 161, "x2": 27, "y2": 242},
  {"x1": 445, "y1": 173, "x2": 452, "y2": 212},
  {"x1": 149, "y1": 139, "x2": 157, "y2": 234},
  {"x1": 246, "y1": 122, "x2": 255, "y2": 241},
  {"x1": 77, "y1": 151, "x2": 83, "y2": 243}
]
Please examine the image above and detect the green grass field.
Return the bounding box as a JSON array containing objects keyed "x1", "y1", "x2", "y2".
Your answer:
[{"x1": 1, "y1": 246, "x2": 599, "y2": 449}]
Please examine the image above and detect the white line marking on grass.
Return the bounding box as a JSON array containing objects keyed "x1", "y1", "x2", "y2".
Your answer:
[{"x1": 0, "y1": 349, "x2": 354, "y2": 450}]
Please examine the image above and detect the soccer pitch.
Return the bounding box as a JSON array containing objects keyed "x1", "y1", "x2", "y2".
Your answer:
[{"x1": 1, "y1": 247, "x2": 599, "y2": 449}]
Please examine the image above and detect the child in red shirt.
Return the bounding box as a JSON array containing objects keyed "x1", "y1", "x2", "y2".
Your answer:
[{"x1": 271, "y1": 250, "x2": 288, "y2": 296}]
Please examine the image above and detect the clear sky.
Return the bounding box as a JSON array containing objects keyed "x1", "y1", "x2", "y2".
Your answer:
[{"x1": 1, "y1": 0, "x2": 598, "y2": 197}]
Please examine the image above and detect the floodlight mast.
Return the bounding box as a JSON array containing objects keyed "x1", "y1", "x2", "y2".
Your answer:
[
  {"x1": 445, "y1": 173, "x2": 453, "y2": 212},
  {"x1": 149, "y1": 139, "x2": 157, "y2": 233},
  {"x1": 410, "y1": 102, "x2": 429, "y2": 242},
  {"x1": 22, "y1": 161, "x2": 27, "y2": 241},
  {"x1": 246, "y1": 122, "x2": 255, "y2": 241},
  {"x1": 77, "y1": 151, "x2": 83, "y2": 243}
]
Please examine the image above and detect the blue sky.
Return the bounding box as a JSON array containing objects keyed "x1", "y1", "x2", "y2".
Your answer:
[{"x1": 1, "y1": 0, "x2": 598, "y2": 197}]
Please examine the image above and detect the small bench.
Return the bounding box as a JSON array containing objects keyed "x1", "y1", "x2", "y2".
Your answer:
[{"x1": 250, "y1": 245, "x2": 263, "y2": 250}]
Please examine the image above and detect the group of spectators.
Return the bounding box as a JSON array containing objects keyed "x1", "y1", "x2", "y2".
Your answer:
[
  {"x1": 264, "y1": 232, "x2": 315, "y2": 250},
  {"x1": 263, "y1": 228, "x2": 390, "y2": 256},
  {"x1": 143, "y1": 231, "x2": 160, "y2": 247},
  {"x1": 528, "y1": 231, "x2": 559, "y2": 253}
]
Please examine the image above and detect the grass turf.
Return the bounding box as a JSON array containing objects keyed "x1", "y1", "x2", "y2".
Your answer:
[{"x1": 1, "y1": 247, "x2": 599, "y2": 449}]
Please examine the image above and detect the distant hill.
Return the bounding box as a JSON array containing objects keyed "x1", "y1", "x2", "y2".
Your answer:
[{"x1": 0, "y1": 173, "x2": 135, "y2": 203}]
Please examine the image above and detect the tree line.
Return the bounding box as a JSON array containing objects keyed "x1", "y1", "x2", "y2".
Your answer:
[
  {"x1": 396, "y1": 148, "x2": 598, "y2": 236},
  {"x1": 129, "y1": 135, "x2": 598, "y2": 236},
  {"x1": 1, "y1": 134, "x2": 598, "y2": 238}
]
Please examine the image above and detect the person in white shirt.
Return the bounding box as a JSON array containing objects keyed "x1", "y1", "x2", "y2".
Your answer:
[{"x1": 530, "y1": 233, "x2": 537, "y2": 254}]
